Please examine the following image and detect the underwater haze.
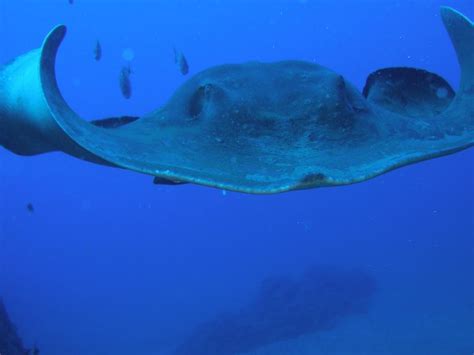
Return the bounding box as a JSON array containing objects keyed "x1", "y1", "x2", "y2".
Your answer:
[{"x1": 0, "y1": 0, "x2": 473, "y2": 354}]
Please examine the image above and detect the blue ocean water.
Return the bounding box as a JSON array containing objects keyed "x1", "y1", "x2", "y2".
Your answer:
[{"x1": 0, "y1": 0, "x2": 473, "y2": 354}]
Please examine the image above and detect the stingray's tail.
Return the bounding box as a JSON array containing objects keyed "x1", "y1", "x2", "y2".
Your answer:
[{"x1": 441, "y1": 7, "x2": 474, "y2": 93}]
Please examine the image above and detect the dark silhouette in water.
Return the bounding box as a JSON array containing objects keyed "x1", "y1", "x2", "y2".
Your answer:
[
  {"x1": 26, "y1": 203, "x2": 34, "y2": 213},
  {"x1": 174, "y1": 266, "x2": 377, "y2": 355},
  {"x1": 68, "y1": 0, "x2": 73, "y2": 4},
  {"x1": 93, "y1": 40, "x2": 102, "y2": 61},
  {"x1": 119, "y1": 65, "x2": 132, "y2": 99},
  {"x1": 173, "y1": 47, "x2": 189, "y2": 75},
  {"x1": 0, "y1": 299, "x2": 29, "y2": 355}
]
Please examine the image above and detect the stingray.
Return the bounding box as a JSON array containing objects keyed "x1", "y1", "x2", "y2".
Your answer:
[{"x1": 0, "y1": 7, "x2": 472, "y2": 194}]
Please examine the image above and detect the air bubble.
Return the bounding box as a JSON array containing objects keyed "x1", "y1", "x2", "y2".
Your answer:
[{"x1": 122, "y1": 48, "x2": 135, "y2": 61}]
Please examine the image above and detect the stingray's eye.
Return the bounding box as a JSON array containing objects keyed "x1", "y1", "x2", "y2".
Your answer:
[
  {"x1": 188, "y1": 84, "x2": 226, "y2": 118},
  {"x1": 189, "y1": 86, "x2": 206, "y2": 117},
  {"x1": 189, "y1": 84, "x2": 214, "y2": 118}
]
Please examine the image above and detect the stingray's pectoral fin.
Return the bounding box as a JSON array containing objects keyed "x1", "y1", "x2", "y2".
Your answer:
[
  {"x1": 441, "y1": 7, "x2": 474, "y2": 93},
  {"x1": 439, "y1": 7, "x2": 474, "y2": 135},
  {"x1": 0, "y1": 45, "x2": 62, "y2": 156},
  {"x1": 363, "y1": 7, "x2": 474, "y2": 120},
  {"x1": 0, "y1": 26, "x2": 111, "y2": 166}
]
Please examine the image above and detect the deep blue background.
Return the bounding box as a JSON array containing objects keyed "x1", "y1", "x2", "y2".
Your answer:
[{"x1": 0, "y1": 1, "x2": 473, "y2": 354}]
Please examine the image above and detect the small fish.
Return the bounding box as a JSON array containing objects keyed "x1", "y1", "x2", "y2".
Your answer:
[
  {"x1": 173, "y1": 47, "x2": 189, "y2": 75},
  {"x1": 26, "y1": 203, "x2": 34, "y2": 213},
  {"x1": 93, "y1": 40, "x2": 102, "y2": 61},
  {"x1": 119, "y1": 64, "x2": 132, "y2": 99}
]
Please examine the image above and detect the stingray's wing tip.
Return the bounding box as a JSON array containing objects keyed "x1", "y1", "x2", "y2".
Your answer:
[
  {"x1": 44, "y1": 25, "x2": 67, "y2": 44},
  {"x1": 440, "y1": 6, "x2": 473, "y2": 25},
  {"x1": 40, "y1": 25, "x2": 67, "y2": 69},
  {"x1": 440, "y1": 6, "x2": 474, "y2": 91}
]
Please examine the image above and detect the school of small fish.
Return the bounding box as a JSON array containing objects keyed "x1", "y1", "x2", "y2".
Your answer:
[{"x1": 67, "y1": 0, "x2": 190, "y2": 99}]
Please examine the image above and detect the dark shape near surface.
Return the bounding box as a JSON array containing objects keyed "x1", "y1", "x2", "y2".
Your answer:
[
  {"x1": 119, "y1": 64, "x2": 132, "y2": 99},
  {"x1": 0, "y1": 7, "x2": 472, "y2": 194},
  {"x1": 0, "y1": 299, "x2": 29, "y2": 355},
  {"x1": 174, "y1": 266, "x2": 376, "y2": 355},
  {"x1": 26, "y1": 203, "x2": 34, "y2": 213},
  {"x1": 93, "y1": 40, "x2": 102, "y2": 61},
  {"x1": 174, "y1": 47, "x2": 189, "y2": 75},
  {"x1": 68, "y1": 0, "x2": 73, "y2": 4}
]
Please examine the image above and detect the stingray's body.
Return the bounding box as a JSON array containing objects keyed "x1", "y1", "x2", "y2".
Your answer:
[{"x1": 0, "y1": 7, "x2": 472, "y2": 194}]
